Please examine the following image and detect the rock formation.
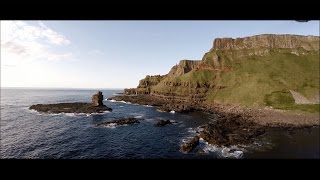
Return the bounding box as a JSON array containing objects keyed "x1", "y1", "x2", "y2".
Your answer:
[
  {"x1": 199, "y1": 114, "x2": 266, "y2": 146},
  {"x1": 30, "y1": 92, "x2": 112, "y2": 114},
  {"x1": 96, "y1": 117, "x2": 141, "y2": 127},
  {"x1": 154, "y1": 119, "x2": 172, "y2": 127},
  {"x1": 92, "y1": 91, "x2": 104, "y2": 106},
  {"x1": 167, "y1": 60, "x2": 200, "y2": 77},
  {"x1": 212, "y1": 34, "x2": 319, "y2": 51},
  {"x1": 180, "y1": 136, "x2": 199, "y2": 153}
]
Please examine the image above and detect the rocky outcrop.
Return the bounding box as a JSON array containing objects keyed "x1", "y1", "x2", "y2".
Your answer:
[
  {"x1": 199, "y1": 114, "x2": 266, "y2": 146},
  {"x1": 180, "y1": 136, "x2": 199, "y2": 153},
  {"x1": 96, "y1": 117, "x2": 141, "y2": 127},
  {"x1": 30, "y1": 92, "x2": 112, "y2": 114},
  {"x1": 124, "y1": 88, "x2": 137, "y2": 95},
  {"x1": 29, "y1": 102, "x2": 112, "y2": 114},
  {"x1": 124, "y1": 75, "x2": 166, "y2": 95},
  {"x1": 138, "y1": 75, "x2": 165, "y2": 88},
  {"x1": 154, "y1": 119, "x2": 172, "y2": 127},
  {"x1": 168, "y1": 60, "x2": 200, "y2": 77},
  {"x1": 213, "y1": 34, "x2": 319, "y2": 51},
  {"x1": 92, "y1": 91, "x2": 104, "y2": 106}
]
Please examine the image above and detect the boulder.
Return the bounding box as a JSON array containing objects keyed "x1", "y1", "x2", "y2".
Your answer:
[
  {"x1": 180, "y1": 136, "x2": 200, "y2": 153},
  {"x1": 154, "y1": 119, "x2": 172, "y2": 127}
]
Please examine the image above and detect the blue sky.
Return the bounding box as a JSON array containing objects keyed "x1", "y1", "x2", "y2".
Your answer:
[{"x1": 1, "y1": 20, "x2": 319, "y2": 89}]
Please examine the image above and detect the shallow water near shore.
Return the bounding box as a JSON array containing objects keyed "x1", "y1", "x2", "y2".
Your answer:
[{"x1": 1, "y1": 89, "x2": 319, "y2": 159}]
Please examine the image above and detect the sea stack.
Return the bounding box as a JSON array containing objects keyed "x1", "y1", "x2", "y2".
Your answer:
[{"x1": 92, "y1": 91, "x2": 104, "y2": 106}]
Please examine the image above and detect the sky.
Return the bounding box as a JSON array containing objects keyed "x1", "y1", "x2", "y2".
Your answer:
[{"x1": 1, "y1": 20, "x2": 319, "y2": 89}]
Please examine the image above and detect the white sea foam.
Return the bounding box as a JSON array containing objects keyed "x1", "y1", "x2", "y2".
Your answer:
[
  {"x1": 134, "y1": 115, "x2": 143, "y2": 119},
  {"x1": 104, "y1": 123, "x2": 117, "y2": 128},
  {"x1": 169, "y1": 120, "x2": 178, "y2": 124},
  {"x1": 169, "y1": 110, "x2": 175, "y2": 114},
  {"x1": 198, "y1": 139, "x2": 244, "y2": 159},
  {"x1": 90, "y1": 111, "x2": 111, "y2": 116},
  {"x1": 156, "y1": 109, "x2": 165, "y2": 113},
  {"x1": 145, "y1": 118, "x2": 154, "y2": 122},
  {"x1": 181, "y1": 126, "x2": 244, "y2": 159},
  {"x1": 28, "y1": 109, "x2": 42, "y2": 115},
  {"x1": 65, "y1": 113, "x2": 76, "y2": 117},
  {"x1": 143, "y1": 105, "x2": 153, "y2": 107},
  {"x1": 29, "y1": 109, "x2": 110, "y2": 117},
  {"x1": 108, "y1": 99, "x2": 116, "y2": 102}
]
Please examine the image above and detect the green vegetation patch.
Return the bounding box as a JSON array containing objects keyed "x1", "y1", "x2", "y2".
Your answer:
[{"x1": 264, "y1": 91, "x2": 320, "y2": 113}]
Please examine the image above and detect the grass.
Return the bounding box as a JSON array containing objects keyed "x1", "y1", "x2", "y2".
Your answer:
[
  {"x1": 206, "y1": 49, "x2": 319, "y2": 107},
  {"x1": 264, "y1": 91, "x2": 320, "y2": 113}
]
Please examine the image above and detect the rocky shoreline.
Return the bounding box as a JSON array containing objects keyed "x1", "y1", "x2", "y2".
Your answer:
[
  {"x1": 109, "y1": 94, "x2": 319, "y2": 152},
  {"x1": 108, "y1": 94, "x2": 319, "y2": 128}
]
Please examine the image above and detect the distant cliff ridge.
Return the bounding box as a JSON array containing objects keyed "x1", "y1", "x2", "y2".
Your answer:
[{"x1": 212, "y1": 34, "x2": 319, "y2": 51}]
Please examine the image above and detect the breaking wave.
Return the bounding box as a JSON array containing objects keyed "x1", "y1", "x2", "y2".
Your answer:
[
  {"x1": 181, "y1": 126, "x2": 244, "y2": 159},
  {"x1": 198, "y1": 138, "x2": 244, "y2": 159}
]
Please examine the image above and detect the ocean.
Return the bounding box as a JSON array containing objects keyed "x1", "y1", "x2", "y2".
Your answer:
[{"x1": 1, "y1": 88, "x2": 319, "y2": 159}]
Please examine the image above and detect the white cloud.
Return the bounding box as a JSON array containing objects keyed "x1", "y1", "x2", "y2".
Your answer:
[
  {"x1": 1, "y1": 21, "x2": 70, "y2": 45},
  {"x1": 1, "y1": 21, "x2": 74, "y2": 87},
  {"x1": 1, "y1": 21, "x2": 72, "y2": 65}
]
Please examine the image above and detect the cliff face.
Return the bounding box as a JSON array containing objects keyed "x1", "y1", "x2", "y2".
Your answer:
[
  {"x1": 138, "y1": 75, "x2": 165, "y2": 88},
  {"x1": 125, "y1": 75, "x2": 166, "y2": 95},
  {"x1": 167, "y1": 60, "x2": 200, "y2": 77},
  {"x1": 126, "y1": 34, "x2": 320, "y2": 107},
  {"x1": 212, "y1": 34, "x2": 319, "y2": 51}
]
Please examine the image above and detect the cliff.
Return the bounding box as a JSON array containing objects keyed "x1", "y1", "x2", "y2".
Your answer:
[
  {"x1": 167, "y1": 60, "x2": 200, "y2": 77},
  {"x1": 212, "y1": 34, "x2": 319, "y2": 51},
  {"x1": 125, "y1": 34, "x2": 320, "y2": 112}
]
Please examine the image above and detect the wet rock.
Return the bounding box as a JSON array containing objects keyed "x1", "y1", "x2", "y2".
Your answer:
[
  {"x1": 180, "y1": 136, "x2": 200, "y2": 153},
  {"x1": 29, "y1": 102, "x2": 112, "y2": 114},
  {"x1": 154, "y1": 119, "x2": 172, "y2": 127},
  {"x1": 199, "y1": 114, "x2": 266, "y2": 146},
  {"x1": 96, "y1": 117, "x2": 141, "y2": 127},
  {"x1": 30, "y1": 92, "x2": 112, "y2": 114}
]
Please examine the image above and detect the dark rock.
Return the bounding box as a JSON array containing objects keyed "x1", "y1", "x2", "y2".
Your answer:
[
  {"x1": 30, "y1": 92, "x2": 112, "y2": 114},
  {"x1": 180, "y1": 136, "x2": 200, "y2": 153},
  {"x1": 92, "y1": 91, "x2": 104, "y2": 106},
  {"x1": 154, "y1": 119, "x2": 172, "y2": 127},
  {"x1": 29, "y1": 102, "x2": 112, "y2": 114},
  {"x1": 96, "y1": 117, "x2": 141, "y2": 127},
  {"x1": 159, "y1": 103, "x2": 194, "y2": 113},
  {"x1": 199, "y1": 114, "x2": 266, "y2": 146}
]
